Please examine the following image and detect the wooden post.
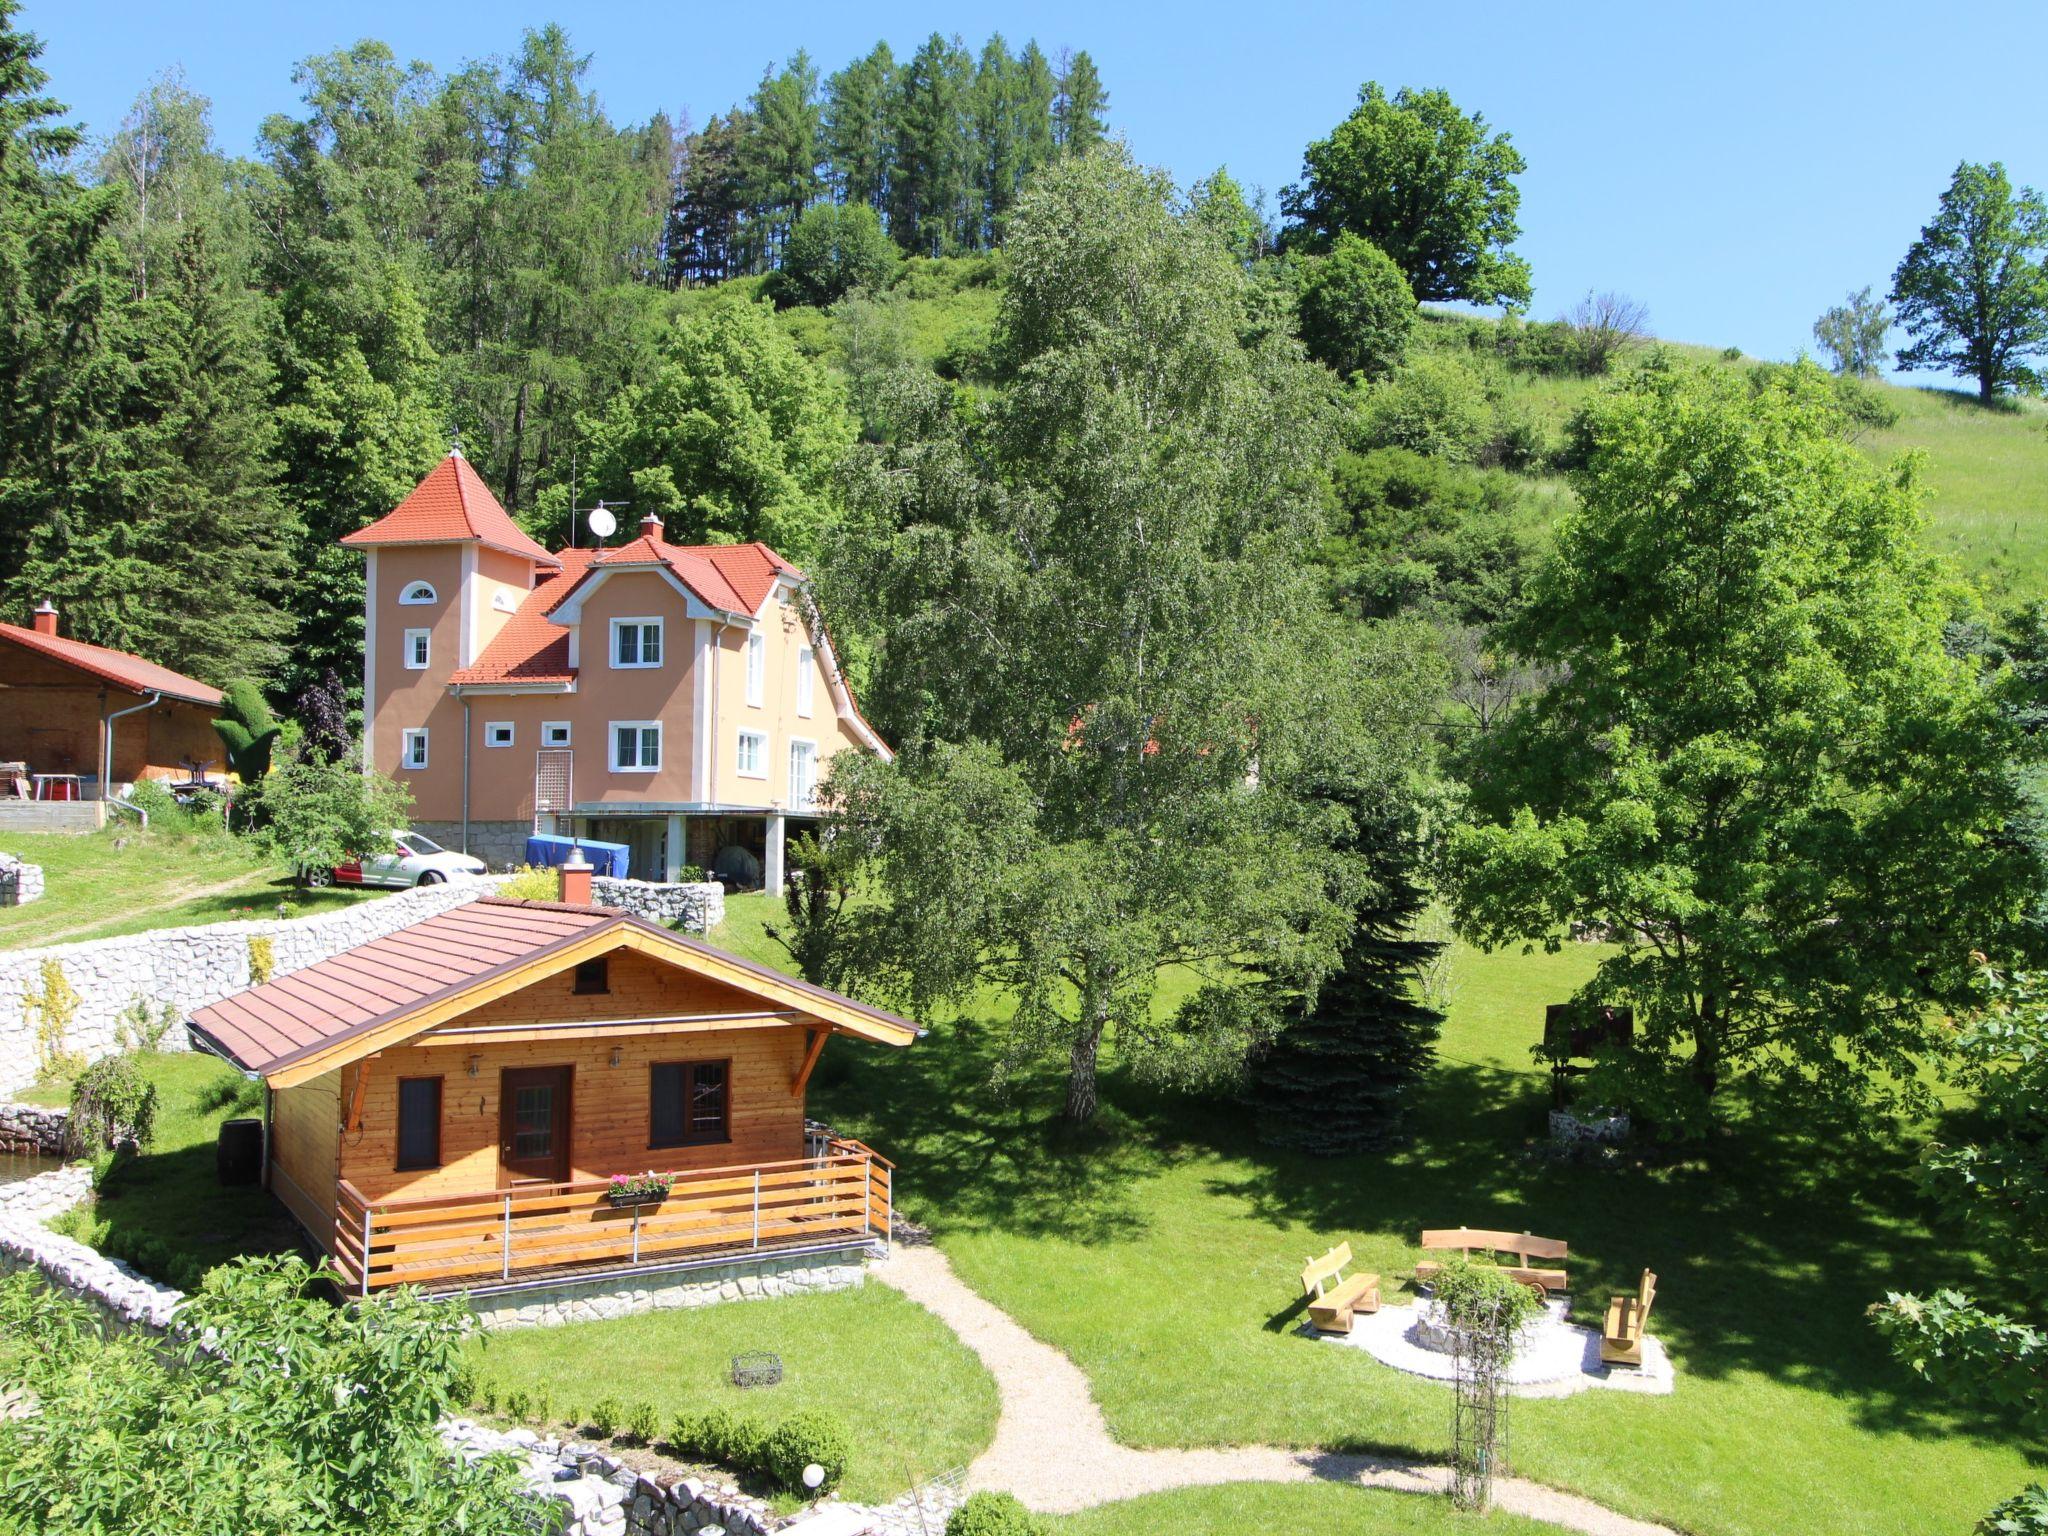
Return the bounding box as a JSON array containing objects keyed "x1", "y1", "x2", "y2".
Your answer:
[{"x1": 790, "y1": 1029, "x2": 828, "y2": 1098}]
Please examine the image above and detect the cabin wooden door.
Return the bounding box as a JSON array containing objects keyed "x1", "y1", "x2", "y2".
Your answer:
[{"x1": 498, "y1": 1066, "x2": 573, "y2": 1185}]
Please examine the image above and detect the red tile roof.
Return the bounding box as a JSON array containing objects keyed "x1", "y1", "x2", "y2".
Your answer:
[
  {"x1": 0, "y1": 623, "x2": 224, "y2": 707},
  {"x1": 448, "y1": 548, "x2": 596, "y2": 686},
  {"x1": 187, "y1": 895, "x2": 921, "y2": 1077},
  {"x1": 340, "y1": 453, "x2": 559, "y2": 566},
  {"x1": 447, "y1": 538, "x2": 803, "y2": 688}
]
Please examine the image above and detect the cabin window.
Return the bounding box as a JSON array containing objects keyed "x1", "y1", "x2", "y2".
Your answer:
[
  {"x1": 649, "y1": 1060, "x2": 729, "y2": 1148},
  {"x1": 484, "y1": 721, "x2": 513, "y2": 747},
  {"x1": 404, "y1": 628, "x2": 431, "y2": 669},
  {"x1": 401, "y1": 729, "x2": 429, "y2": 770},
  {"x1": 745, "y1": 632, "x2": 765, "y2": 706},
  {"x1": 796, "y1": 647, "x2": 814, "y2": 717},
  {"x1": 736, "y1": 729, "x2": 765, "y2": 778},
  {"x1": 611, "y1": 617, "x2": 663, "y2": 669},
  {"x1": 573, "y1": 957, "x2": 609, "y2": 995},
  {"x1": 395, "y1": 1077, "x2": 443, "y2": 1170},
  {"x1": 399, "y1": 581, "x2": 436, "y2": 606},
  {"x1": 610, "y1": 721, "x2": 661, "y2": 772},
  {"x1": 542, "y1": 720, "x2": 571, "y2": 747}
]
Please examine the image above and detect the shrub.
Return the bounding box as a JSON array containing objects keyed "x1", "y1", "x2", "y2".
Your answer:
[
  {"x1": 505, "y1": 1388, "x2": 532, "y2": 1420},
  {"x1": 589, "y1": 1395, "x2": 624, "y2": 1438},
  {"x1": 114, "y1": 995, "x2": 178, "y2": 1052},
  {"x1": 24, "y1": 958, "x2": 81, "y2": 1080},
  {"x1": 780, "y1": 202, "x2": 899, "y2": 307},
  {"x1": 625, "y1": 1401, "x2": 661, "y2": 1445},
  {"x1": 247, "y1": 934, "x2": 274, "y2": 985},
  {"x1": 763, "y1": 1410, "x2": 851, "y2": 1494},
  {"x1": 495, "y1": 864, "x2": 561, "y2": 901},
  {"x1": 1295, "y1": 233, "x2": 1415, "y2": 382},
  {"x1": 1355, "y1": 352, "x2": 1495, "y2": 463},
  {"x1": 64, "y1": 1054, "x2": 158, "y2": 1157},
  {"x1": 675, "y1": 1406, "x2": 769, "y2": 1470},
  {"x1": 946, "y1": 1491, "x2": 1044, "y2": 1536}
]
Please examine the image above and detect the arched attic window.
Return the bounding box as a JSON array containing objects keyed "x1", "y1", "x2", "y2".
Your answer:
[{"x1": 398, "y1": 581, "x2": 437, "y2": 605}]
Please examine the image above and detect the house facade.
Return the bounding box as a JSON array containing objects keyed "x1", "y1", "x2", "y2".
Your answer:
[
  {"x1": 0, "y1": 601, "x2": 224, "y2": 823},
  {"x1": 344, "y1": 452, "x2": 890, "y2": 886},
  {"x1": 187, "y1": 860, "x2": 916, "y2": 1303}
]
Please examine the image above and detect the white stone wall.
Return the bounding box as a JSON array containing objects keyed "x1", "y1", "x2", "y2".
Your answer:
[
  {"x1": 0, "y1": 1163, "x2": 183, "y2": 1332},
  {"x1": 0, "y1": 877, "x2": 506, "y2": 1098},
  {"x1": 467, "y1": 1250, "x2": 865, "y2": 1331},
  {"x1": 0, "y1": 853, "x2": 43, "y2": 906},
  {"x1": 590, "y1": 876, "x2": 725, "y2": 935}
]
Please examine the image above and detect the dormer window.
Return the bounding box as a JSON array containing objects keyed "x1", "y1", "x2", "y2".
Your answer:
[
  {"x1": 399, "y1": 581, "x2": 437, "y2": 605},
  {"x1": 611, "y1": 617, "x2": 663, "y2": 669}
]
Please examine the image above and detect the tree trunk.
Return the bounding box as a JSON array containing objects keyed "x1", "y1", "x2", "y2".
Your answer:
[
  {"x1": 1690, "y1": 995, "x2": 1723, "y2": 1104},
  {"x1": 1064, "y1": 1023, "x2": 1103, "y2": 1124}
]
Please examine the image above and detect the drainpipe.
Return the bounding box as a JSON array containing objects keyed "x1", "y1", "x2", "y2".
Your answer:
[
  {"x1": 102, "y1": 689, "x2": 161, "y2": 826},
  {"x1": 461, "y1": 697, "x2": 472, "y2": 855}
]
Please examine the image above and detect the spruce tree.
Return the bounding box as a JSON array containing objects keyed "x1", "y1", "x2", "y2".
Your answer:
[{"x1": 1251, "y1": 807, "x2": 1444, "y2": 1154}]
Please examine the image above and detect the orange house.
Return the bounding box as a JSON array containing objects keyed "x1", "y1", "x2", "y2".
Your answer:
[
  {"x1": 0, "y1": 602, "x2": 224, "y2": 814},
  {"x1": 342, "y1": 452, "x2": 891, "y2": 886},
  {"x1": 188, "y1": 862, "x2": 915, "y2": 1306}
]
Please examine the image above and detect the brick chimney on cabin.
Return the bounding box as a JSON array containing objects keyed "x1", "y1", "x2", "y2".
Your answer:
[
  {"x1": 31, "y1": 600, "x2": 57, "y2": 636},
  {"x1": 558, "y1": 846, "x2": 593, "y2": 906}
]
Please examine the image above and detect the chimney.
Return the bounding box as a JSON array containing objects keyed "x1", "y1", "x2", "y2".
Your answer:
[
  {"x1": 31, "y1": 600, "x2": 56, "y2": 637},
  {"x1": 558, "y1": 847, "x2": 593, "y2": 906},
  {"x1": 639, "y1": 511, "x2": 664, "y2": 542}
]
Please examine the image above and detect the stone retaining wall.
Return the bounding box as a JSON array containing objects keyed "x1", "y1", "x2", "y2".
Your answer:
[
  {"x1": 0, "y1": 852, "x2": 44, "y2": 906},
  {"x1": 0, "y1": 1100, "x2": 65, "y2": 1155},
  {"x1": 412, "y1": 820, "x2": 536, "y2": 872},
  {"x1": 467, "y1": 1249, "x2": 867, "y2": 1331},
  {"x1": 590, "y1": 876, "x2": 725, "y2": 935},
  {"x1": 0, "y1": 877, "x2": 503, "y2": 1098},
  {"x1": 0, "y1": 1163, "x2": 183, "y2": 1331}
]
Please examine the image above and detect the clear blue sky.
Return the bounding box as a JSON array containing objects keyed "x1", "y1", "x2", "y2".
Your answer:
[{"x1": 29, "y1": 0, "x2": 2048, "y2": 385}]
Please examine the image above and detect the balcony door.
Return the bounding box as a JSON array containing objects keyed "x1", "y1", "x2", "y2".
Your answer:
[{"x1": 498, "y1": 1066, "x2": 573, "y2": 1186}]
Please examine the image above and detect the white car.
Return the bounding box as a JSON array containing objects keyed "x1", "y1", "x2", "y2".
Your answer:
[{"x1": 305, "y1": 831, "x2": 487, "y2": 890}]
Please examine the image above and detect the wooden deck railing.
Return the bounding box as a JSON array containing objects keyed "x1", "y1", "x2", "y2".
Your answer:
[{"x1": 331, "y1": 1148, "x2": 891, "y2": 1297}]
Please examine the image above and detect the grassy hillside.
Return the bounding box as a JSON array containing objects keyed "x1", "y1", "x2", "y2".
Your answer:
[{"x1": 783, "y1": 260, "x2": 2048, "y2": 606}]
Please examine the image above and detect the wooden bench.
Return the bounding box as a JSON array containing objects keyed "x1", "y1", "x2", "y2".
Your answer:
[
  {"x1": 1301, "y1": 1242, "x2": 1380, "y2": 1334},
  {"x1": 1601, "y1": 1269, "x2": 1657, "y2": 1366},
  {"x1": 1413, "y1": 1228, "x2": 1569, "y2": 1296}
]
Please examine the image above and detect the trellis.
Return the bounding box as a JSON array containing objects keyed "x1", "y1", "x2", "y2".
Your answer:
[{"x1": 1446, "y1": 1288, "x2": 1520, "y2": 1511}]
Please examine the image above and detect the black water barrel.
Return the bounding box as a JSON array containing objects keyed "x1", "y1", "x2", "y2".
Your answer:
[{"x1": 217, "y1": 1118, "x2": 262, "y2": 1185}]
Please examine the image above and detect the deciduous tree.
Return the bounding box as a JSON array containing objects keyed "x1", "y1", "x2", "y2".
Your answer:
[
  {"x1": 1282, "y1": 83, "x2": 1531, "y2": 308},
  {"x1": 1813, "y1": 285, "x2": 1891, "y2": 378},
  {"x1": 1892, "y1": 161, "x2": 2048, "y2": 400},
  {"x1": 1295, "y1": 232, "x2": 1415, "y2": 381},
  {"x1": 1451, "y1": 361, "x2": 2036, "y2": 1130}
]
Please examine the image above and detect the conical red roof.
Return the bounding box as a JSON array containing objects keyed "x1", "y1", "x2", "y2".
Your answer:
[{"x1": 340, "y1": 453, "x2": 558, "y2": 566}]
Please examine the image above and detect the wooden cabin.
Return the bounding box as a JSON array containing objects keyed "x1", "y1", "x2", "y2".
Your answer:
[{"x1": 187, "y1": 866, "x2": 917, "y2": 1298}]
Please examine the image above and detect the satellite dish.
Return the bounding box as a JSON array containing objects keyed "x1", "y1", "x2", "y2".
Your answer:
[{"x1": 586, "y1": 503, "x2": 617, "y2": 540}]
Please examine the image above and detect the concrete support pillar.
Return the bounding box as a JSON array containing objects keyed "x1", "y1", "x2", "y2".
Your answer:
[
  {"x1": 664, "y1": 813, "x2": 684, "y2": 883},
  {"x1": 764, "y1": 811, "x2": 787, "y2": 896}
]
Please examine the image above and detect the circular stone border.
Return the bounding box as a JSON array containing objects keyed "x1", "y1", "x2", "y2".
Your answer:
[{"x1": 1316, "y1": 1299, "x2": 1674, "y2": 1398}]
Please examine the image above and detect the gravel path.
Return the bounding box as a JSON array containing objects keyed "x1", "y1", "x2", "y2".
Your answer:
[{"x1": 871, "y1": 1244, "x2": 1675, "y2": 1536}]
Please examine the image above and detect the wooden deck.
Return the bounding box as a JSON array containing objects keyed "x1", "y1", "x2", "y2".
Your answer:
[{"x1": 331, "y1": 1139, "x2": 892, "y2": 1296}]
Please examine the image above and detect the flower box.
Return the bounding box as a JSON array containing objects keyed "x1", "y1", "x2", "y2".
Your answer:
[{"x1": 606, "y1": 1171, "x2": 675, "y2": 1208}]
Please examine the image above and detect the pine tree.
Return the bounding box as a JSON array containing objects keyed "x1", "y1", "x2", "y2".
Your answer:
[
  {"x1": 1051, "y1": 49, "x2": 1109, "y2": 154},
  {"x1": 1250, "y1": 808, "x2": 1444, "y2": 1154},
  {"x1": 823, "y1": 44, "x2": 896, "y2": 218},
  {"x1": 889, "y1": 34, "x2": 973, "y2": 257}
]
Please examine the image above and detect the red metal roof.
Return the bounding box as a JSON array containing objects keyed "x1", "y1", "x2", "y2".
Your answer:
[
  {"x1": 187, "y1": 895, "x2": 920, "y2": 1077},
  {"x1": 340, "y1": 453, "x2": 559, "y2": 567},
  {"x1": 0, "y1": 623, "x2": 224, "y2": 707}
]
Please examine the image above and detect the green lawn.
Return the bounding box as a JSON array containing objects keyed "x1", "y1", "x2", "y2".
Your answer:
[
  {"x1": 46, "y1": 1051, "x2": 305, "y2": 1289},
  {"x1": 0, "y1": 823, "x2": 373, "y2": 952},
  {"x1": 1048, "y1": 1484, "x2": 1555, "y2": 1535},
  {"x1": 465, "y1": 1285, "x2": 1001, "y2": 1504},
  {"x1": 702, "y1": 896, "x2": 2037, "y2": 1536}
]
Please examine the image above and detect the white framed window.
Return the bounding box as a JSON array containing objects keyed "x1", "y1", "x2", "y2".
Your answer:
[
  {"x1": 736, "y1": 729, "x2": 766, "y2": 778},
  {"x1": 745, "y1": 632, "x2": 765, "y2": 706},
  {"x1": 403, "y1": 629, "x2": 430, "y2": 670},
  {"x1": 401, "y1": 729, "x2": 429, "y2": 770},
  {"x1": 610, "y1": 720, "x2": 662, "y2": 772},
  {"x1": 796, "y1": 647, "x2": 814, "y2": 717},
  {"x1": 542, "y1": 721, "x2": 572, "y2": 747},
  {"x1": 484, "y1": 722, "x2": 513, "y2": 748},
  {"x1": 399, "y1": 581, "x2": 437, "y2": 605},
  {"x1": 611, "y1": 617, "x2": 663, "y2": 669},
  {"x1": 789, "y1": 738, "x2": 817, "y2": 810}
]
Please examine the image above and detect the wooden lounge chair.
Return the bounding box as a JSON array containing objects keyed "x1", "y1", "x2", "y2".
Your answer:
[
  {"x1": 1601, "y1": 1269, "x2": 1657, "y2": 1366},
  {"x1": 1301, "y1": 1241, "x2": 1380, "y2": 1334},
  {"x1": 1413, "y1": 1228, "x2": 1569, "y2": 1297}
]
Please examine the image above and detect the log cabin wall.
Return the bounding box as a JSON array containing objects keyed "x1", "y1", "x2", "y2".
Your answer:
[
  {"x1": 270, "y1": 1067, "x2": 341, "y2": 1235},
  {"x1": 333, "y1": 948, "x2": 813, "y2": 1205}
]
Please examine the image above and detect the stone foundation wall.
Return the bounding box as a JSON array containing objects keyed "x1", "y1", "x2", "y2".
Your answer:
[
  {"x1": 0, "y1": 877, "x2": 504, "y2": 1097},
  {"x1": 411, "y1": 820, "x2": 536, "y2": 872},
  {"x1": 467, "y1": 1249, "x2": 867, "y2": 1331},
  {"x1": 590, "y1": 876, "x2": 725, "y2": 935},
  {"x1": 0, "y1": 1101, "x2": 66, "y2": 1155}
]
